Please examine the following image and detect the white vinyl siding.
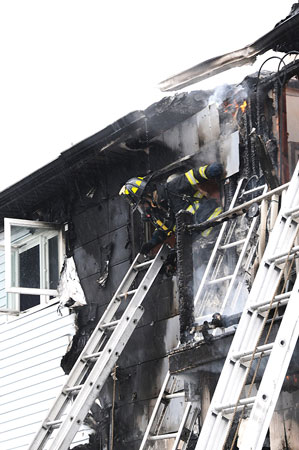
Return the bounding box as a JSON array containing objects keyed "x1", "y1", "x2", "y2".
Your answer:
[
  {"x1": 0, "y1": 247, "x2": 5, "y2": 309},
  {"x1": 0, "y1": 302, "x2": 92, "y2": 450}
]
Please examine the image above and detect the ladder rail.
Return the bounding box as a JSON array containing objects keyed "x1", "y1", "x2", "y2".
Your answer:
[
  {"x1": 239, "y1": 271, "x2": 299, "y2": 449},
  {"x1": 195, "y1": 162, "x2": 299, "y2": 450},
  {"x1": 195, "y1": 184, "x2": 267, "y2": 322},
  {"x1": 194, "y1": 178, "x2": 246, "y2": 308},
  {"x1": 31, "y1": 252, "x2": 144, "y2": 447},
  {"x1": 28, "y1": 245, "x2": 169, "y2": 450},
  {"x1": 195, "y1": 182, "x2": 267, "y2": 317},
  {"x1": 214, "y1": 204, "x2": 263, "y2": 316}
]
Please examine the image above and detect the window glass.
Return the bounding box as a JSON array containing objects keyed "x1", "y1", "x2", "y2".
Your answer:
[
  {"x1": 19, "y1": 244, "x2": 40, "y2": 311},
  {"x1": 4, "y1": 218, "x2": 63, "y2": 312}
]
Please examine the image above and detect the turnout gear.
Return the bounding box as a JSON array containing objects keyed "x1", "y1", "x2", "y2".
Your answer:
[{"x1": 121, "y1": 163, "x2": 224, "y2": 254}]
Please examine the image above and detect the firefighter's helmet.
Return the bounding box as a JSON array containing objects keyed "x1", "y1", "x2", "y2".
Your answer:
[{"x1": 119, "y1": 177, "x2": 149, "y2": 208}]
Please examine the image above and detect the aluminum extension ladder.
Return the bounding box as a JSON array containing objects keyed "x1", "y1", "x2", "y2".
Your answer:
[
  {"x1": 195, "y1": 161, "x2": 299, "y2": 450},
  {"x1": 193, "y1": 179, "x2": 267, "y2": 321},
  {"x1": 139, "y1": 178, "x2": 265, "y2": 450},
  {"x1": 28, "y1": 244, "x2": 169, "y2": 450}
]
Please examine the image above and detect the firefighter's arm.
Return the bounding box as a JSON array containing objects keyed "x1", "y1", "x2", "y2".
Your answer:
[{"x1": 185, "y1": 162, "x2": 224, "y2": 186}]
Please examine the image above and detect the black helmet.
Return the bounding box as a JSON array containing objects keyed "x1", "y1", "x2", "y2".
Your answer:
[{"x1": 119, "y1": 177, "x2": 149, "y2": 208}]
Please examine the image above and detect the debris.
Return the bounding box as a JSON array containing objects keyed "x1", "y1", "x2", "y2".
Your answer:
[
  {"x1": 96, "y1": 243, "x2": 114, "y2": 288},
  {"x1": 57, "y1": 257, "x2": 87, "y2": 308}
]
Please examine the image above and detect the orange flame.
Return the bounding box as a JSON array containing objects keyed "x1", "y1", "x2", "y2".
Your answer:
[
  {"x1": 223, "y1": 99, "x2": 247, "y2": 115},
  {"x1": 240, "y1": 100, "x2": 247, "y2": 113}
]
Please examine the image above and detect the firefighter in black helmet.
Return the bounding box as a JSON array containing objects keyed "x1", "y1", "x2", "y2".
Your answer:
[{"x1": 119, "y1": 163, "x2": 224, "y2": 255}]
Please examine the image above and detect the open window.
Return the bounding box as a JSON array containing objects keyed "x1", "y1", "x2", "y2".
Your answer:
[{"x1": 4, "y1": 218, "x2": 64, "y2": 312}]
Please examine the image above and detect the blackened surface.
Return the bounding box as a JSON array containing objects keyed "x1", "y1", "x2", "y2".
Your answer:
[
  {"x1": 144, "y1": 91, "x2": 212, "y2": 140},
  {"x1": 111, "y1": 358, "x2": 166, "y2": 407},
  {"x1": 223, "y1": 175, "x2": 238, "y2": 210},
  {"x1": 169, "y1": 333, "x2": 234, "y2": 376},
  {"x1": 274, "y1": 4, "x2": 299, "y2": 52},
  {"x1": 176, "y1": 211, "x2": 194, "y2": 343},
  {"x1": 254, "y1": 134, "x2": 279, "y2": 189},
  {"x1": 57, "y1": 134, "x2": 180, "y2": 449},
  {"x1": 169, "y1": 322, "x2": 299, "y2": 387}
]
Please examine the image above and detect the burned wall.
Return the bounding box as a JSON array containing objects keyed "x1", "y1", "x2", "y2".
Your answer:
[{"x1": 51, "y1": 149, "x2": 181, "y2": 449}]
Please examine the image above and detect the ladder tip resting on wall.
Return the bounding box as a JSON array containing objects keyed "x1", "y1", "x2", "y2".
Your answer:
[
  {"x1": 27, "y1": 244, "x2": 169, "y2": 450},
  {"x1": 195, "y1": 161, "x2": 299, "y2": 450}
]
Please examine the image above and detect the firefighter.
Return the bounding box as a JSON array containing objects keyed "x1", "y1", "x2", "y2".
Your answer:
[{"x1": 119, "y1": 162, "x2": 224, "y2": 255}]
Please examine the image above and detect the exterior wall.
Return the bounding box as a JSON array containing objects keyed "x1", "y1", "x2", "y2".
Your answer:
[
  {"x1": 0, "y1": 302, "x2": 92, "y2": 450},
  {"x1": 153, "y1": 104, "x2": 239, "y2": 178},
  {"x1": 0, "y1": 106, "x2": 237, "y2": 449},
  {"x1": 270, "y1": 390, "x2": 299, "y2": 449},
  {"x1": 68, "y1": 161, "x2": 180, "y2": 448}
]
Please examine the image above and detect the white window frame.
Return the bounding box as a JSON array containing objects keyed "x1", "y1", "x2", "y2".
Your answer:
[{"x1": 5, "y1": 218, "x2": 64, "y2": 300}]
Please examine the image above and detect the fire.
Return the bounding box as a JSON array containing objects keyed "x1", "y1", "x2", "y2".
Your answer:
[
  {"x1": 240, "y1": 100, "x2": 247, "y2": 113},
  {"x1": 223, "y1": 99, "x2": 247, "y2": 115}
]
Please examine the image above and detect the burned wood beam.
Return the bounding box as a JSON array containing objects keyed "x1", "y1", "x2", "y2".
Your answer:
[
  {"x1": 176, "y1": 210, "x2": 195, "y2": 343},
  {"x1": 253, "y1": 132, "x2": 279, "y2": 190}
]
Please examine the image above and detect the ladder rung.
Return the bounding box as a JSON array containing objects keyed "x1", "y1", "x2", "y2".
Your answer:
[
  {"x1": 250, "y1": 291, "x2": 291, "y2": 311},
  {"x1": 99, "y1": 320, "x2": 120, "y2": 330},
  {"x1": 148, "y1": 432, "x2": 178, "y2": 441},
  {"x1": 267, "y1": 245, "x2": 299, "y2": 264},
  {"x1": 283, "y1": 205, "x2": 299, "y2": 217},
  {"x1": 164, "y1": 391, "x2": 185, "y2": 400},
  {"x1": 134, "y1": 260, "x2": 153, "y2": 270},
  {"x1": 241, "y1": 349, "x2": 272, "y2": 363},
  {"x1": 220, "y1": 239, "x2": 246, "y2": 250},
  {"x1": 117, "y1": 289, "x2": 137, "y2": 299},
  {"x1": 64, "y1": 385, "x2": 83, "y2": 393},
  {"x1": 242, "y1": 184, "x2": 266, "y2": 196},
  {"x1": 46, "y1": 420, "x2": 62, "y2": 428},
  {"x1": 231, "y1": 343, "x2": 273, "y2": 361},
  {"x1": 82, "y1": 351, "x2": 103, "y2": 362},
  {"x1": 214, "y1": 396, "x2": 256, "y2": 413},
  {"x1": 258, "y1": 298, "x2": 289, "y2": 313},
  {"x1": 207, "y1": 275, "x2": 233, "y2": 285}
]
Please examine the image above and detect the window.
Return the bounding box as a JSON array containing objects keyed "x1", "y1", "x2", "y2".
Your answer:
[{"x1": 4, "y1": 218, "x2": 64, "y2": 312}]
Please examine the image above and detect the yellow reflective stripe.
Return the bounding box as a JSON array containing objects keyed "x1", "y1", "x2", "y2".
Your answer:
[
  {"x1": 132, "y1": 186, "x2": 138, "y2": 193},
  {"x1": 125, "y1": 189, "x2": 129, "y2": 195},
  {"x1": 194, "y1": 190, "x2": 204, "y2": 199},
  {"x1": 207, "y1": 207, "x2": 223, "y2": 220},
  {"x1": 199, "y1": 165, "x2": 208, "y2": 180},
  {"x1": 156, "y1": 220, "x2": 169, "y2": 231},
  {"x1": 186, "y1": 205, "x2": 195, "y2": 214},
  {"x1": 202, "y1": 228, "x2": 212, "y2": 237},
  {"x1": 135, "y1": 179, "x2": 142, "y2": 186},
  {"x1": 186, "y1": 200, "x2": 201, "y2": 215},
  {"x1": 185, "y1": 169, "x2": 199, "y2": 186},
  {"x1": 201, "y1": 207, "x2": 223, "y2": 237}
]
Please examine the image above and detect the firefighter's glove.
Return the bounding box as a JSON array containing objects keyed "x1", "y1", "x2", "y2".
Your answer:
[
  {"x1": 140, "y1": 241, "x2": 155, "y2": 255},
  {"x1": 206, "y1": 162, "x2": 224, "y2": 179}
]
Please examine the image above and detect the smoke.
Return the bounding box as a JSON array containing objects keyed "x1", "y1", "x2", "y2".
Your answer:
[{"x1": 208, "y1": 84, "x2": 235, "y2": 107}]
